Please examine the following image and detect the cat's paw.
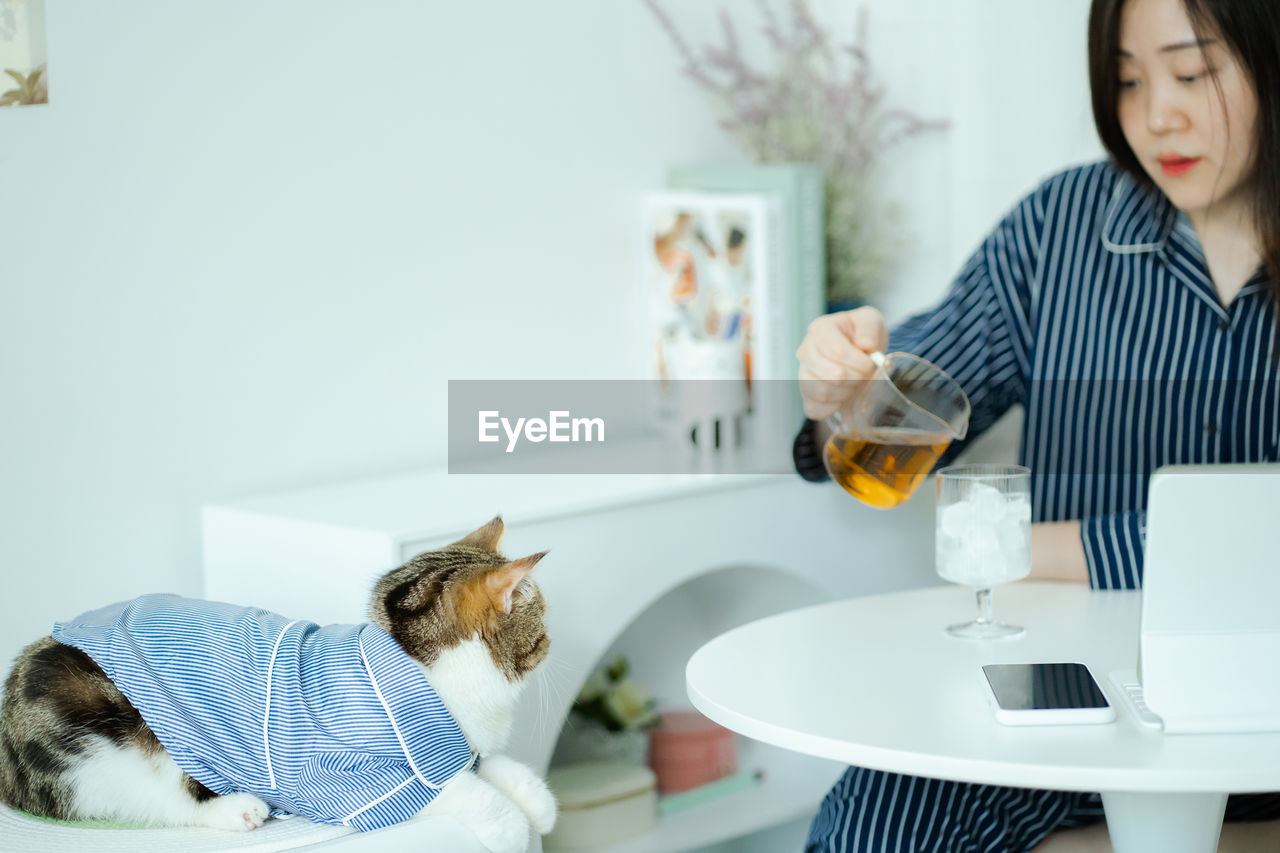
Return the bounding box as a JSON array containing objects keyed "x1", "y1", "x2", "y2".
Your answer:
[
  {"x1": 468, "y1": 805, "x2": 531, "y2": 853},
  {"x1": 476, "y1": 755, "x2": 557, "y2": 835},
  {"x1": 518, "y1": 779, "x2": 556, "y2": 835},
  {"x1": 506, "y1": 775, "x2": 555, "y2": 835},
  {"x1": 420, "y1": 769, "x2": 532, "y2": 853},
  {"x1": 199, "y1": 792, "x2": 270, "y2": 832}
]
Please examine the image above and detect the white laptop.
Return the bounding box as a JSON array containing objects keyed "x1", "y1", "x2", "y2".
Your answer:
[{"x1": 1110, "y1": 463, "x2": 1280, "y2": 734}]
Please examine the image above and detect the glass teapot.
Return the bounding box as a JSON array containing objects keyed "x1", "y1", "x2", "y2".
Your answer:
[{"x1": 822, "y1": 351, "x2": 971, "y2": 509}]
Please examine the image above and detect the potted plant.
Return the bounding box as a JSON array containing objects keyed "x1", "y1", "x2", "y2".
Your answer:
[
  {"x1": 643, "y1": 0, "x2": 947, "y2": 310},
  {"x1": 554, "y1": 656, "x2": 660, "y2": 767}
]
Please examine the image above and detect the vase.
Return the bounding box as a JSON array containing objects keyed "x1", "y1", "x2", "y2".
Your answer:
[
  {"x1": 825, "y1": 299, "x2": 866, "y2": 315},
  {"x1": 551, "y1": 717, "x2": 650, "y2": 767}
]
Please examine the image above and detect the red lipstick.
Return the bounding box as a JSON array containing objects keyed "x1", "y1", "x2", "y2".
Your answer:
[{"x1": 1158, "y1": 155, "x2": 1201, "y2": 177}]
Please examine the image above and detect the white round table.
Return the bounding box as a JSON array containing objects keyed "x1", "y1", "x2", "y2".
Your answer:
[{"x1": 686, "y1": 581, "x2": 1280, "y2": 853}]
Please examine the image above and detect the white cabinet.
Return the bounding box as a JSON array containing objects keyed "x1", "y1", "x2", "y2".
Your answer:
[{"x1": 203, "y1": 469, "x2": 938, "y2": 851}]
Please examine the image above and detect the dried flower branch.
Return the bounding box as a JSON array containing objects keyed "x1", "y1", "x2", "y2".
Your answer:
[{"x1": 643, "y1": 0, "x2": 948, "y2": 303}]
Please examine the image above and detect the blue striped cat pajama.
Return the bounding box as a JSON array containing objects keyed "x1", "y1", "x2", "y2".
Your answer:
[
  {"x1": 796, "y1": 160, "x2": 1280, "y2": 852},
  {"x1": 52, "y1": 594, "x2": 475, "y2": 831}
]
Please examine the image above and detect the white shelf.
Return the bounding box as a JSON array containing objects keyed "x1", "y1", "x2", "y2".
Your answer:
[
  {"x1": 547, "y1": 566, "x2": 847, "y2": 853},
  {"x1": 596, "y1": 748, "x2": 842, "y2": 853},
  {"x1": 207, "y1": 463, "x2": 785, "y2": 545}
]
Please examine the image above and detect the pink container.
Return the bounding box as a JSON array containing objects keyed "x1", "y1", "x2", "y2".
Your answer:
[{"x1": 647, "y1": 710, "x2": 737, "y2": 793}]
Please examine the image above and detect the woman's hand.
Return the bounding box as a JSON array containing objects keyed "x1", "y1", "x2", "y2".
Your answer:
[
  {"x1": 796, "y1": 306, "x2": 889, "y2": 421},
  {"x1": 796, "y1": 307, "x2": 889, "y2": 452}
]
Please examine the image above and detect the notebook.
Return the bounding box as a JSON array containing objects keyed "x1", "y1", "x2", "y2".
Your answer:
[{"x1": 1109, "y1": 463, "x2": 1280, "y2": 734}]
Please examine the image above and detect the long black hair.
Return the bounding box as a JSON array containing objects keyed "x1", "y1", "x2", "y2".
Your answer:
[{"x1": 1088, "y1": 0, "x2": 1280, "y2": 330}]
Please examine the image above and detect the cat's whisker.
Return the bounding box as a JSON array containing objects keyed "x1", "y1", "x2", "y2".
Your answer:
[
  {"x1": 538, "y1": 663, "x2": 566, "y2": 733},
  {"x1": 539, "y1": 674, "x2": 553, "y2": 736},
  {"x1": 528, "y1": 670, "x2": 544, "y2": 725},
  {"x1": 530, "y1": 666, "x2": 556, "y2": 737},
  {"x1": 540, "y1": 657, "x2": 571, "y2": 711},
  {"x1": 541, "y1": 653, "x2": 574, "y2": 683}
]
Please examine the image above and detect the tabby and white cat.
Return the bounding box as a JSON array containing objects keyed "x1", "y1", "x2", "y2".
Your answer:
[{"x1": 0, "y1": 516, "x2": 556, "y2": 853}]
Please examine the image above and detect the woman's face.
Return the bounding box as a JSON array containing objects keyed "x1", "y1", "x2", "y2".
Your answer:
[{"x1": 1116, "y1": 0, "x2": 1258, "y2": 221}]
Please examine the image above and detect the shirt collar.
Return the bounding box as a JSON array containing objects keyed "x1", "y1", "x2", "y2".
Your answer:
[
  {"x1": 1102, "y1": 167, "x2": 1270, "y2": 301},
  {"x1": 1101, "y1": 170, "x2": 1177, "y2": 255},
  {"x1": 357, "y1": 624, "x2": 476, "y2": 788}
]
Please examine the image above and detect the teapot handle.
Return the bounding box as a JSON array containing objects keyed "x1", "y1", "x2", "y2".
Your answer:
[{"x1": 824, "y1": 351, "x2": 886, "y2": 436}]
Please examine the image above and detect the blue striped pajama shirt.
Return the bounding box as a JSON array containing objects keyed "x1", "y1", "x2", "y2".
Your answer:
[
  {"x1": 799, "y1": 160, "x2": 1280, "y2": 852},
  {"x1": 52, "y1": 594, "x2": 475, "y2": 832}
]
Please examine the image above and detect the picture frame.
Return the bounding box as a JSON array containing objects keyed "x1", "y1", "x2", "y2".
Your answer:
[
  {"x1": 1, "y1": 0, "x2": 48, "y2": 108},
  {"x1": 644, "y1": 190, "x2": 790, "y2": 448}
]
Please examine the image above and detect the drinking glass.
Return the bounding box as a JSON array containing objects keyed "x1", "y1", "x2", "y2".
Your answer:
[
  {"x1": 822, "y1": 352, "x2": 970, "y2": 509},
  {"x1": 936, "y1": 464, "x2": 1031, "y2": 639}
]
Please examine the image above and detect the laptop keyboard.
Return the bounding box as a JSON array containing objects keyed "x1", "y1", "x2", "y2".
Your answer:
[{"x1": 1108, "y1": 670, "x2": 1164, "y2": 731}]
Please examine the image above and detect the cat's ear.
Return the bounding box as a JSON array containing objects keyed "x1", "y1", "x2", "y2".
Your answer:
[
  {"x1": 451, "y1": 515, "x2": 504, "y2": 553},
  {"x1": 482, "y1": 551, "x2": 547, "y2": 615}
]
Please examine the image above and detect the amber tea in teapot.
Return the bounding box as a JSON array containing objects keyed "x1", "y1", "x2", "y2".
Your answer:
[
  {"x1": 824, "y1": 428, "x2": 952, "y2": 509},
  {"x1": 822, "y1": 352, "x2": 970, "y2": 510}
]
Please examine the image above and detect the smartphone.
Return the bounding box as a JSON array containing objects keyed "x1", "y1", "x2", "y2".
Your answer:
[{"x1": 980, "y1": 663, "x2": 1116, "y2": 726}]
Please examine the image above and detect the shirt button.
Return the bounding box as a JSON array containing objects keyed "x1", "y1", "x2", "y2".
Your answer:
[
  {"x1": 1218, "y1": 319, "x2": 1230, "y2": 333},
  {"x1": 1206, "y1": 421, "x2": 1219, "y2": 436}
]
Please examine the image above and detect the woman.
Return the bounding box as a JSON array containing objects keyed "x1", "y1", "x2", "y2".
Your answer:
[{"x1": 794, "y1": 0, "x2": 1280, "y2": 850}]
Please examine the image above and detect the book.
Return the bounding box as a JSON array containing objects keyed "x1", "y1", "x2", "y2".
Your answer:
[{"x1": 657, "y1": 769, "x2": 764, "y2": 816}]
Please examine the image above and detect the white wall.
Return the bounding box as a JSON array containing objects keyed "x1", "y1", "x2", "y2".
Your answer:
[{"x1": 0, "y1": 0, "x2": 1099, "y2": 670}]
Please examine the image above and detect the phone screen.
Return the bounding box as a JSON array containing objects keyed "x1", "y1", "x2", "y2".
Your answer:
[{"x1": 982, "y1": 663, "x2": 1109, "y2": 711}]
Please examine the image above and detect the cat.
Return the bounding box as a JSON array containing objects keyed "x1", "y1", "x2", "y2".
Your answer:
[{"x1": 0, "y1": 515, "x2": 557, "y2": 853}]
